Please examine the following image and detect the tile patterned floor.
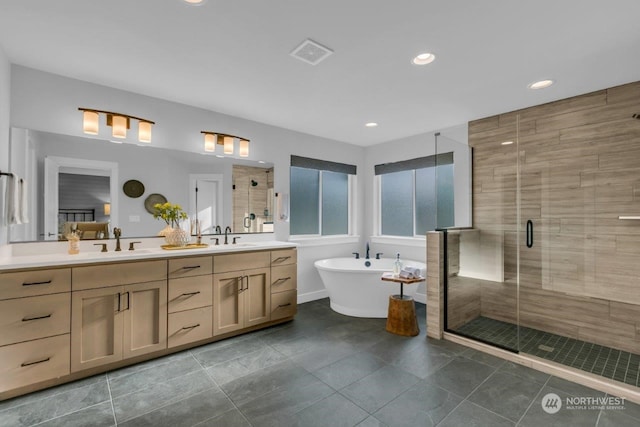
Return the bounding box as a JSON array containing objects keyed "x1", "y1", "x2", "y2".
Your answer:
[
  {"x1": 455, "y1": 316, "x2": 640, "y2": 388},
  {"x1": 1, "y1": 299, "x2": 638, "y2": 426}
]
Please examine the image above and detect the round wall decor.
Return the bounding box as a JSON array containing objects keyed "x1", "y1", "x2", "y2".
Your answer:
[
  {"x1": 123, "y1": 179, "x2": 145, "y2": 198},
  {"x1": 144, "y1": 193, "x2": 168, "y2": 214}
]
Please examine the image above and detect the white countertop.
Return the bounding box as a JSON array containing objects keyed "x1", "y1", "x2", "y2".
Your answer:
[{"x1": 0, "y1": 240, "x2": 297, "y2": 271}]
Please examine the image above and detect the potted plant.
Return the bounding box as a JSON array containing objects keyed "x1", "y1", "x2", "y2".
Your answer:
[{"x1": 153, "y1": 202, "x2": 190, "y2": 246}]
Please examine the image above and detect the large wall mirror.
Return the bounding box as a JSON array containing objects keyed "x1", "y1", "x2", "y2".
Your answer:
[{"x1": 9, "y1": 128, "x2": 274, "y2": 242}]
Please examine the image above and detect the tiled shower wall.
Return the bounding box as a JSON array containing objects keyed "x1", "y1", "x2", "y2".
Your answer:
[{"x1": 463, "y1": 81, "x2": 640, "y2": 355}]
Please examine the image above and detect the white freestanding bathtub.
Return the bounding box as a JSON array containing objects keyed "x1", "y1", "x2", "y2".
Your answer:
[{"x1": 314, "y1": 257, "x2": 426, "y2": 318}]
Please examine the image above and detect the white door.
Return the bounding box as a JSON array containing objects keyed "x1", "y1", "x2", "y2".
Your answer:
[{"x1": 190, "y1": 174, "x2": 223, "y2": 234}]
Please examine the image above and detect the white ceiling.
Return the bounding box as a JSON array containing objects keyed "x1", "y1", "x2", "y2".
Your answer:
[{"x1": 1, "y1": 0, "x2": 639, "y2": 146}]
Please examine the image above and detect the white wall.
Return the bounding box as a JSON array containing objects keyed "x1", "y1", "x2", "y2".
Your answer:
[
  {"x1": 9, "y1": 66, "x2": 365, "y2": 301},
  {"x1": 0, "y1": 46, "x2": 10, "y2": 249}
]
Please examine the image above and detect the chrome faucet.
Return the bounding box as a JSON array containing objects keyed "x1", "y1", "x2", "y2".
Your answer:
[
  {"x1": 224, "y1": 226, "x2": 232, "y2": 244},
  {"x1": 365, "y1": 242, "x2": 370, "y2": 259},
  {"x1": 113, "y1": 227, "x2": 122, "y2": 251},
  {"x1": 215, "y1": 225, "x2": 222, "y2": 234}
]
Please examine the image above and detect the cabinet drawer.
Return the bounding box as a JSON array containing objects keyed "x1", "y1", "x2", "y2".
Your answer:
[
  {"x1": 72, "y1": 260, "x2": 167, "y2": 291},
  {"x1": 0, "y1": 293, "x2": 71, "y2": 346},
  {"x1": 271, "y1": 264, "x2": 297, "y2": 293},
  {"x1": 271, "y1": 248, "x2": 296, "y2": 266},
  {"x1": 0, "y1": 268, "x2": 71, "y2": 300},
  {"x1": 271, "y1": 290, "x2": 297, "y2": 320},
  {"x1": 168, "y1": 275, "x2": 212, "y2": 313},
  {"x1": 168, "y1": 306, "x2": 212, "y2": 348},
  {"x1": 0, "y1": 334, "x2": 70, "y2": 393},
  {"x1": 213, "y1": 251, "x2": 270, "y2": 273},
  {"x1": 168, "y1": 256, "x2": 213, "y2": 279}
]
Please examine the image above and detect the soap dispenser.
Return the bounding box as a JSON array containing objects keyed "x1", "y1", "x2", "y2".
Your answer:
[{"x1": 393, "y1": 253, "x2": 402, "y2": 277}]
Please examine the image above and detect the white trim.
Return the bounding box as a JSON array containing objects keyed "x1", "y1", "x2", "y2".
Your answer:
[
  {"x1": 44, "y1": 156, "x2": 118, "y2": 240},
  {"x1": 370, "y1": 235, "x2": 426, "y2": 247},
  {"x1": 289, "y1": 235, "x2": 359, "y2": 247},
  {"x1": 189, "y1": 174, "x2": 224, "y2": 234},
  {"x1": 297, "y1": 289, "x2": 329, "y2": 304},
  {"x1": 414, "y1": 292, "x2": 426, "y2": 304}
]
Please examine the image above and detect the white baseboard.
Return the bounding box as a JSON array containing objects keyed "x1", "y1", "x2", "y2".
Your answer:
[
  {"x1": 414, "y1": 292, "x2": 426, "y2": 304},
  {"x1": 297, "y1": 289, "x2": 329, "y2": 304}
]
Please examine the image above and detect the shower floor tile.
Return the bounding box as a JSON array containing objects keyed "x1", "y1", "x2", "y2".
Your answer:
[{"x1": 453, "y1": 316, "x2": 640, "y2": 388}]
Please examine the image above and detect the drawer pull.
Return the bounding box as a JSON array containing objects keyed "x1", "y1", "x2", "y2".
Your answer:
[
  {"x1": 181, "y1": 323, "x2": 200, "y2": 330},
  {"x1": 22, "y1": 280, "x2": 52, "y2": 286},
  {"x1": 274, "y1": 277, "x2": 291, "y2": 284},
  {"x1": 181, "y1": 291, "x2": 201, "y2": 297},
  {"x1": 21, "y1": 357, "x2": 51, "y2": 367},
  {"x1": 278, "y1": 303, "x2": 292, "y2": 308},
  {"x1": 181, "y1": 265, "x2": 201, "y2": 270},
  {"x1": 273, "y1": 256, "x2": 291, "y2": 263},
  {"x1": 22, "y1": 314, "x2": 53, "y2": 322}
]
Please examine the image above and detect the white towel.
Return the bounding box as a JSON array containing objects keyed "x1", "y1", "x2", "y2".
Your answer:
[
  {"x1": 399, "y1": 266, "x2": 422, "y2": 279},
  {"x1": 7, "y1": 175, "x2": 21, "y2": 225},
  {"x1": 19, "y1": 178, "x2": 29, "y2": 224}
]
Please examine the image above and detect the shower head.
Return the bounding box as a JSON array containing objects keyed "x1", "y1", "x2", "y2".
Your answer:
[{"x1": 251, "y1": 179, "x2": 258, "y2": 187}]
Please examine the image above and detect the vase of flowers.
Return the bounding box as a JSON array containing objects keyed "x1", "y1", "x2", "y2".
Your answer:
[{"x1": 153, "y1": 202, "x2": 190, "y2": 246}]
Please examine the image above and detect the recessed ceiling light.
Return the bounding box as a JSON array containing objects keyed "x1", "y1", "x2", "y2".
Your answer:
[
  {"x1": 183, "y1": 0, "x2": 205, "y2": 5},
  {"x1": 412, "y1": 53, "x2": 436, "y2": 65},
  {"x1": 528, "y1": 79, "x2": 554, "y2": 90},
  {"x1": 501, "y1": 141, "x2": 514, "y2": 146},
  {"x1": 365, "y1": 122, "x2": 378, "y2": 127}
]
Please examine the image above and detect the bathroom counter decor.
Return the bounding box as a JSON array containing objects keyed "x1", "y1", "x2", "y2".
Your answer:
[
  {"x1": 160, "y1": 243, "x2": 209, "y2": 250},
  {"x1": 381, "y1": 273, "x2": 423, "y2": 337}
]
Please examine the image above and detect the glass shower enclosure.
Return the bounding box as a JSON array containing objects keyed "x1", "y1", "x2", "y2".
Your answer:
[{"x1": 445, "y1": 104, "x2": 640, "y2": 389}]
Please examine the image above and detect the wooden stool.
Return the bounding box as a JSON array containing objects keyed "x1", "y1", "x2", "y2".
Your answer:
[{"x1": 385, "y1": 295, "x2": 419, "y2": 336}]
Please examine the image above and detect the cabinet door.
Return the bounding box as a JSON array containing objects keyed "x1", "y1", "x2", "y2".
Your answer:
[
  {"x1": 213, "y1": 272, "x2": 244, "y2": 336},
  {"x1": 244, "y1": 267, "x2": 271, "y2": 327},
  {"x1": 122, "y1": 280, "x2": 167, "y2": 359},
  {"x1": 71, "y1": 286, "x2": 123, "y2": 372}
]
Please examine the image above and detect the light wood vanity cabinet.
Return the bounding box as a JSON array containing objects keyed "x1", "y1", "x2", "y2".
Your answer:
[
  {"x1": 168, "y1": 256, "x2": 213, "y2": 348},
  {"x1": 213, "y1": 252, "x2": 271, "y2": 335},
  {"x1": 0, "y1": 245, "x2": 297, "y2": 400},
  {"x1": 270, "y1": 249, "x2": 298, "y2": 320},
  {"x1": 0, "y1": 268, "x2": 71, "y2": 394},
  {"x1": 70, "y1": 261, "x2": 167, "y2": 372}
]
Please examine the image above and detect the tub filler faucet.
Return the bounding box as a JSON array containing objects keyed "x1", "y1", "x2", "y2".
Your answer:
[{"x1": 365, "y1": 242, "x2": 370, "y2": 259}]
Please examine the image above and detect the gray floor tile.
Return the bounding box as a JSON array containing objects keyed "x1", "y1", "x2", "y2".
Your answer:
[
  {"x1": 607, "y1": 394, "x2": 640, "y2": 420},
  {"x1": 462, "y1": 347, "x2": 507, "y2": 368},
  {"x1": 340, "y1": 365, "x2": 421, "y2": 413},
  {"x1": 237, "y1": 375, "x2": 334, "y2": 427},
  {"x1": 373, "y1": 380, "x2": 462, "y2": 427},
  {"x1": 386, "y1": 342, "x2": 457, "y2": 379},
  {"x1": 112, "y1": 369, "x2": 218, "y2": 423},
  {"x1": 221, "y1": 361, "x2": 311, "y2": 406},
  {"x1": 290, "y1": 339, "x2": 361, "y2": 372},
  {"x1": 314, "y1": 351, "x2": 386, "y2": 390},
  {"x1": 0, "y1": 381, "x2": 110, "y2": 427},
  {"x1": 425, "y1": 356, "x2": 497, "y2": 398},
  {"x1": 291, "y1": 393, "x2": 369, "y2": 427},
  {"x1": 193, "y1": 336, "x2": 266, "y2": 367},
  {"x1": 194, "y1": 408, "x2": 251, "y2": 427},
  {"x1": 0, "y1": 374, "x2": 107, "y2": 413},
  {"x1": 546, "y1": 376, "x2": 605, "y2": 398},
  {"x1": 519, "y1": 386, "x2": 600, "y2": 427},
  {"x1": 32, "y1": 401, "x2": 115, "y2": 427},
  {"x1": 108, "y1": 355, "x2": 203, "y2": 398},
  {"x1": 438, "y1": 400, "x2": 514, "y2": 427},
  {"x1": 119, "y1": 388, "x2": 234, "y2": 427},
  {"x1": 425, "y1": 336, "x2": 469, "y2": 354},
  {"x1": 597, "y1": 410, "x2": 640, "y2": 427},
  {"x1": 357, "y1": 417, "x2": 388, "y2": 427},
  {"x1": 498, "y1": 361, "x2": 550, "y2": 384},
  {"x1": 106, "y1": 350, "x2": 191, "y2": 381},
  {"x1": 467, "y1": 371, "x2": 543, "y2": 421},
  {"x1": 206, "y1": 346, "x2": 289, "y2": 385}
]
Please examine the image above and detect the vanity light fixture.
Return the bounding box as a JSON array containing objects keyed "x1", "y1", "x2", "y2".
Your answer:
[
  {"x1": 200, "y1": 131, "x2": 250, "y2": 157},
  {"x1": 104, "y1": 203, "x2": 111, "y2": 216},
  {"x1": 79, "y1": 108, "x2": 155, "y2": 143}
]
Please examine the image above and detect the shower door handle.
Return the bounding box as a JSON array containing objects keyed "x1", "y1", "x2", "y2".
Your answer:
[{"x1": 526, "y1": 220, "x2": 533, "y2": 248}]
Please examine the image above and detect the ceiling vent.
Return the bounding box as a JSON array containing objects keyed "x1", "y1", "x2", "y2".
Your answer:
[{"x1": 290, "y1": 39, "x2": 333, "y2": 66}]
